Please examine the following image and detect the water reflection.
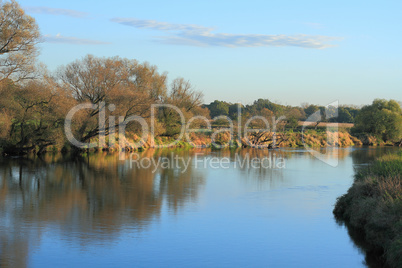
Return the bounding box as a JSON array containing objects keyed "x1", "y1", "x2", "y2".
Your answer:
[
  {"x1": 1, "y1": 147, "x2": 399, "y2": 267},
  {"x1": 0, "y1": 150, "x2": 205, "y2": 267},
  {"x1": 350, "y1": 146, "x2": 399, "y2": 165}
]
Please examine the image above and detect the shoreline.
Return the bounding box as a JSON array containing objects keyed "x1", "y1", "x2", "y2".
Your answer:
[
  {"x1": 333, "y1": 151, "x2": 402, "y2": 268},
  {"x1": 1, "y1": 129, "x2": 400, "y2": 157}
]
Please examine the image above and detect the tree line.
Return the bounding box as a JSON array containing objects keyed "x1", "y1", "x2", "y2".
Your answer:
[{"x1": 204, "y1": 99, "x2": 360, "y2": 124}]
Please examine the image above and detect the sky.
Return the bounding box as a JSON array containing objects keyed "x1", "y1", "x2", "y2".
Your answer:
[{"x1": 16, "y1": 0, "x2": 402, "y2": 106}]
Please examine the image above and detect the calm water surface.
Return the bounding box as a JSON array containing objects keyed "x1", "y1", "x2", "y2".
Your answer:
[{"x1": 0, "y1": 147, "x2": 400, "y2": 267}]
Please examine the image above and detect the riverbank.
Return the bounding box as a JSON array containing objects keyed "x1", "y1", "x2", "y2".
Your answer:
[
  {"x1": 1, "y1": 129, "x2": 400, "y2": 156},
  {"x1": 59, "y1": 130, "x2": 363, "y2": 153},
  {"x1": 333, "y1": 151, "x2": 402, "y2": 267}
]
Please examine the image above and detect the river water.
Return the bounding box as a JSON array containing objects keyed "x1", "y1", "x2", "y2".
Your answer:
[{"x1": 0, "y1": 147, "x2": 400, "y2": 267}]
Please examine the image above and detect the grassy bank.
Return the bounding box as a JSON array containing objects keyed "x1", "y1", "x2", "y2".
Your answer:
[
  {"x1": 2, "y1": 128, "x2": 398, "y2": 156},
  {"x1": 79, "y1": 130, "x2": 361, "y2": 152},
  {"x1": 333, "y1": 151, "x2": 402, "y2": 267}
]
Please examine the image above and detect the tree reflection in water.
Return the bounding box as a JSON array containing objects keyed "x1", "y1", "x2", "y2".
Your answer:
[
  {"x1": 0, "y1": 150, "x2": 205, "y2": 267},
  {"x1": 0, "y1": 147, "x2": 380, "y2": 267}
]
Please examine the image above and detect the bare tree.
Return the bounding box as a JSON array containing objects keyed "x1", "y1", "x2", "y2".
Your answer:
[
  {"x1": 159, "y1": 78, "x2": 203, "y2": 136},
  {"x1": 0, "y1": 0, "x2": 40, "y2": 83},
  {"x1": 168, "y1": 78, "x2": 203, "y2": 112},
  {"x1": 58, "y1": 55, "x2": 168, "y2": 143}
]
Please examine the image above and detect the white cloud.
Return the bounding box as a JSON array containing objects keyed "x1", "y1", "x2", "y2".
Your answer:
[
  {"x1": 44, "y1": 34, "x2": 111, "y2": 45},
  {"x1": 161, "y1": 33, "x2": 339, "y2": 49},
  {"x1": 111, "y1": 18, "x2": 341, "y2": 49},
  {"x1": 111, "y1": 18, "x2": 213, "y2": 34},
  {"x1": 25, "y1": 6, "x2": 88, "y2": 18}
]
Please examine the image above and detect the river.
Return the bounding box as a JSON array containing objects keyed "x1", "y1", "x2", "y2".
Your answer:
[{"x1": 0, "y1": 147, "x2": 400, "y2": 267}]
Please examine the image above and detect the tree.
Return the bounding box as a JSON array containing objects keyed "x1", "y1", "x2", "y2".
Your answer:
[
  {"x1": 0, "y1": 0, "x2": 40, "y2": 83},
  {"x1": 247, "y1": 99, "x2": 284, "y2": 116},
  {"x1": 159, "y1": 78, "x2": 203, "y2": 136},
  {"x1": 352, "y1": 99, "x2": 402, "y2": 142},
  {"x1": 344, "y1": 106, "x2": 360, "y2": 121},
  {"x1": 337, "y1": 107, "x2": 353, "y2": 123},
  {"x1": 302, "y1": 104, "x2": 322, "y2": 126},
  {"x1": 0, "y1": 77, "x2": 70, "y2": 154},
  {"x1": 286, "y1": 107, "x2": 304, "y2": 130},
  {"x1": 304, "y1": 104, "x2": 319, "y2": 119},
  {"x1": 167, "y1": 78, "x2": 203, "y2": 112},
  {"x1": 58, "y1": 55, "x2": 167, "y2": 144},
  {"x1": 205, "y1": 100, "x2": 230, "y2": 118},
  {"x1": 228, "y1": 103, "x2": 242, "y2": 120}
]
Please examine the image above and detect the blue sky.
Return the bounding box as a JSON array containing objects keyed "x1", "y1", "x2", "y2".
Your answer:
[{"x1": 18, "y1": 0, "x2": 402, "y2": 106}]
